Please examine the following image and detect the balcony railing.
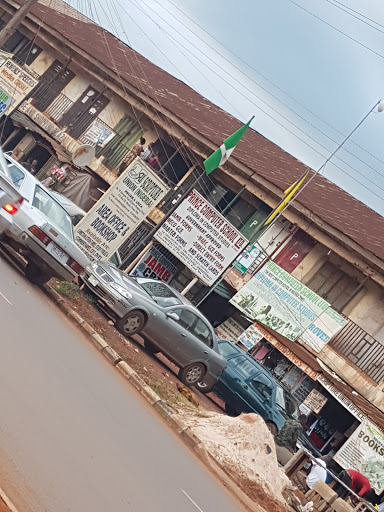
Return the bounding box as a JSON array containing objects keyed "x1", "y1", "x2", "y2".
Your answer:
[
  {"x1": 330, "y1": 320, "x2": 384, "y2": 383},
  {"x1": 45, "y1": 93, "x2": 74, "y2": 122}
]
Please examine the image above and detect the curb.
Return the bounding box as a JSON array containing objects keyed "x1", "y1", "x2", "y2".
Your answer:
[
  {"x1": 0, "y1": 487, "x2": 19, "y2": 512},
  {"x1": 43, "y1": 284, "x2": 255, "y2": 512}
]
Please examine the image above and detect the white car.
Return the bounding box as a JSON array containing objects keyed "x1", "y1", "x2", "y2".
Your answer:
[{"x1": 0, "y1": 155, "x2": 90, "y2": 285}]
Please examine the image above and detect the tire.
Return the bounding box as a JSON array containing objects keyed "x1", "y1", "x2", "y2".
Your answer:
[
  {"x1": 178, "y1": 362, "x2": 206, "y2": 386},
  {"x1": 115, "y1": 310, "x2": 146, "y2": 336},
  {"x1": 25, "y1": 263, "x2": 51, "y2": 285},
  {"x1": 225, "y1": 403, "x2": 239, "y2": 417},
  {"x1": 266, "y1": 422, "x2": 278, "y2": 437},
  {"x1": 195, "y1": 381, "x2": 215, "y2": 394},
  {"x1": 144, "y1": 339, "x2": 160, "y2": 355}
]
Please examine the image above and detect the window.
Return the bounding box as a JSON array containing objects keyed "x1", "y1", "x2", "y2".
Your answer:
[
  {"x1": 250, "y1": 373, "x2": 273, "y2": 401},
  {"x1": 5, "y1": 164, "x2": 25, "y2": 189},
  {"x1": 284, "y1": 392, "x2": 299, "y2": 418},
  {"x1": 170, "y1": 309, "x2": 198, "y2": 330},
  {"x1": 136, "y1": 280, "x2": 182, "y2": 307},
  {"x1": 32, "y1": 187, "x2": 73, "y2": 239},
  {"x1": 306, "y1": 261, "x2": 360, "y2": 311},
  {"x1": 235, "y1": 358, "x2": 258, "y2": 379},
  {"x1": 193, "y1": 319, "x2": 213, "y2": 347},
  {"x1": 219, "y1": 341, "x2": 240, "y2": 358},
  {"x1": 16, "y1": 42, "x2": 42, "y2": 66}
]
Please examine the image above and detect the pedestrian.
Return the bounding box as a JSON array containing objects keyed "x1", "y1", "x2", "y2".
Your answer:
[
  {"x1": 30, "y1": 159, "x2": 38, "y2": 175},
  {"x1": 118, "y1": 136, "x2": 146, "y2": 174},
  {"x1": 140, "y1": 141, "x2": 155, "y2": 162},
  {"x1": 335, "y1": 469, "x2": 376, "y2": 502},
  {"x1": 276, "y1": 414, "x2": 308, "y2": 452},
  {"x1": 306, "y1": 455, "x2": 332, "y2": 490}
]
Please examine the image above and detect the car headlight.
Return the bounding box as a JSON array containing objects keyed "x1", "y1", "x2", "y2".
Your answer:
[{"x1": 110, "y1": 282, "x2": 132, "y2": 300}]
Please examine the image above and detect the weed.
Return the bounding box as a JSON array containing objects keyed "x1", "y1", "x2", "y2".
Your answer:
[
  {"x1": 84, "y1": 293, "x2": 96, "y2": 305},
  {"x1": 54, "y1": 281, "x2": 80, "y2": 299}
]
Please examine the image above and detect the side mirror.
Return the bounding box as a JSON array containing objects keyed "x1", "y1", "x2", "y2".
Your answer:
[{"x1": 166, "y1": 311, "x2": 180, "y2": 321}]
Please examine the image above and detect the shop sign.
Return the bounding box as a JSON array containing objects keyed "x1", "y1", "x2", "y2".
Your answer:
[
  {"x1": 334, "y1": 419, "x2": 384, "y2": 493},
  {"x1": 216, "y1": 318, "x2": 245, "y2": 342},
  {"x1": 19, "y1": 102, "x2": 66, "y2": 142},
  {"x1": 129, "y1": 245, "x2": 177, "y2": 283},
  {"x1": 0, "y1": 60, "x2": 38, "y2": 115},
  {"x1": 234, "y1": 244, "x2": 261, "y2": 273},
  {"x1": 254, "y1": 322, "x2": 319, "y2": 380},
  {"x1": 80, "y1": 120, "x2": 115, "y2": 146},
  {"x1": 237, "y1": 324, "x2": 264, "y2": 350},
  {"x1": 303, "y1": 389, "x2": 328, "y2": 414},
  {"x1": 155, "y1": 189, "x2": 247, "y2": 286},
  {"x1": 75, "y1": 159, "x2": 168, "y2": 261},
  {"x1": 317, "y1": 376, "x2": 365, "y2": 423},
  {"x1": 230, "y1": 261, "x2": 329, "y2": 341},
  {"x1": 299, "y1": 308, "x2": 348, "y2": 353}
]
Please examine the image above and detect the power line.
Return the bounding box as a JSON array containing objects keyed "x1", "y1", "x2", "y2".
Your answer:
[{"x1": 322, "y1": 0, "x2": 384, "y2": 35}]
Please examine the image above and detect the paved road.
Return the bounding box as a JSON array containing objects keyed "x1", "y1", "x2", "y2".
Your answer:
[{"x1": 0, "y1": 256, "x2": 243, "y2": 512}]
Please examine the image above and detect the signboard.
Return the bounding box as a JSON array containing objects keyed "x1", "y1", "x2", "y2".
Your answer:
[
  {"x1": 130, "y1": 245, "x2": 177, "y2": 283},
  {"x1": 317, "y1": 376, "x2": 365, "y2": 422},
  {"x1": 303, "y1": 389, "x2": 328, "y2": 414},
  {"x1": 215, "y1": 317, "x2": 245, "y2": 342},
  {"x1": 334, "y1": 419, "x2": 384, "y2": 492},
  {"x1": 300, "y1": 308, "x2": 348, "y2": 353},
  {"x1": 230, "y1": 261, "x2": 330, "y2": 341},
  {"x1": 74, "y1": 159, "x2": 168, "y2": 261},
  {"x1": 234, "y1": 244, "x2": 261, "y2": 274},
  {"x1": 238, "y1": 324, "x2": 264, "y2": 350},
  {"x1": 0, "y1": 59, "x2": 38, "y2": 116},
  {"x1": 80, "y1": 120, "x2": 115, "y2": 146},
  {"x1": 154, "y1": 189, "x2": 248, "y2": 286}
]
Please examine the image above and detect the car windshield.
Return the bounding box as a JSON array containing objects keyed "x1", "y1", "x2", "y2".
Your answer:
[
  {"x1": 233, "y1": 356, "x2": 258, "y2": 378},
  {"x1": 275, "y1": 386, "x2": 286, "y2": 410},
  {"x1": 5, "y1": 163, "x2": 25, "y2": 189},
  {"x1": 136, "y1": 280, "x2": 182, "y2": 307},
  {"x1": 32, "y1": 186, "x2": 73, "y2": 239},
  {"x1": 218, "y1": 340, "x2": 241, "y2": 358}
]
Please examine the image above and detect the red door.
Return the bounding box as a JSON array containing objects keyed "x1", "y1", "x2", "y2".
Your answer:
[{"x1": 273, "y1": 230, "x2": 315, "y2": 273}]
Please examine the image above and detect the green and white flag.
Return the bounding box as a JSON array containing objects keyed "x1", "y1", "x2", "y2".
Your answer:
[{"x1": 203, "y1": 116, "x2": 254, "y2": 175}]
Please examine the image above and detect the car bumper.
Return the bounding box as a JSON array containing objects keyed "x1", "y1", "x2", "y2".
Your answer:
[{"x1": 82, "y1": 269, "x2": 130, "y2": 317}]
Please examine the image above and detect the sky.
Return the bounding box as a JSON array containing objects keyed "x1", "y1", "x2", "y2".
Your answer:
[{"x1": 67, "y1": 0, "x2": 384, "y2": 216}]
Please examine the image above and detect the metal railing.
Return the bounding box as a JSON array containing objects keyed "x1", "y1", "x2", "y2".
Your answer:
[
  {"x1": 45, "y1": 93, "x2": 74, "y2": 122},
  {"x1": 330, "y1": 319, "x2": 384, "y2": 383}
]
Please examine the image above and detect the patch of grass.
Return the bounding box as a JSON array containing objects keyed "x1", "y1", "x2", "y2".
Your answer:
[
  {"x1": 149, "y1": 383, "x2": 168, "y2": 400},
  {"x1": 84, "y1": 293, "x2": 96, "y2": 305},
  {"x1": 54, "y1": 281, "x2": 80, "y2": 299}
]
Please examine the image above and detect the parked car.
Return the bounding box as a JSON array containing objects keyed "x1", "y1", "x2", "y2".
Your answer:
[
  {"x1": 0, "y1": 148, "x2": 23, "y2": 220},
  {"x1": 51, "y1": 192, "x2": 86, "y2": 226},
  {"x1": 82, "y1": 261, "x2": 227, "y2": 386},
  {"x1": 202, "y1": 339, "x2": 300, "y2": 436},
  {"x1": 0, "y1": 155, "x2": 89, "y2": 285}
]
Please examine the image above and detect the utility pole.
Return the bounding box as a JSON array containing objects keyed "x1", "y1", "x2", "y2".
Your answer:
[{"x1": 0, "y1": 0, "x2": 39, "y2": 48}]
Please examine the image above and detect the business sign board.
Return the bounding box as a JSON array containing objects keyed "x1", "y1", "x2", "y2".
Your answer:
[
  {"x1": 129, "y1": 244, "x2": 177, "y2": 283},
  {"x1": 154, "y1": 189, "x2": 248, "y2": 286},
  {"x1": 237, "y1": 324, "x2": 264, "y2": 350},
  {"x1": 80, "y1": 120, "x2": 115, "y2": 146},
  {"x1": 299, "y1": 307, "x2": 348, "y2": 353},
  {"x1": 234, "y1": 244, "x2": 261, "y2": 274},
  {"x1": 215, "y1": 317, "x2": 245, "y2": 342},
  {"x1": 334, "y1": 419, "x2": 384, "y2": 493},
  {"x1": 230, "y1": 261, "x2": 330, "y2": 341},
  {"x1": 0, "y1": 59, "x2": 38, "y2": 116},
  {"x1": 75, "y1": 159, "x2": 168, "y2": 261},
  {"x1": 303, "y1": 389, "x2": 328, "y2": 414}
]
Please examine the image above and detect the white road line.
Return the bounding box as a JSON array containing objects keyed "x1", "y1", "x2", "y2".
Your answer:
[
  {"x1": 181, "y1": 489, "x2": 205, "y2": 512},
  {"x1": 0, "y1": 291, "x2": 13, "y2": 306}
]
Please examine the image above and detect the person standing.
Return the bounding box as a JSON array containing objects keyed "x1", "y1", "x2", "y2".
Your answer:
[
  {"x1": 21, "y1": 158, "x2": 38, "y2": 175},
  {"x1": 335, "y1": 469, "x2": 375, "y2": 501},
  {"x1": 276, "y1": 415, "x2": 308, "y2": 452},
  {"x1": 118, "y1": 137, "x2": 146, "y2": 174},
  {"x1": 306, "y1": 455, "x2": 332, "y2": 490}
]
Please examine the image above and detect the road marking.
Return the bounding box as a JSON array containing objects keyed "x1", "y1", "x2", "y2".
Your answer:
[
  {"x1": 181, "y1": 489, "x2": 205, "y2": 511},
  {"x1": 0, "y1": 291, "x2": 13, "y2": 306}
]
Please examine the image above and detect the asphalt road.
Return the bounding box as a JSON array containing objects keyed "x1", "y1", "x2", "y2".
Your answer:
[{"x1": 0, "y1": 256, "x2": 243, "y2": 512}]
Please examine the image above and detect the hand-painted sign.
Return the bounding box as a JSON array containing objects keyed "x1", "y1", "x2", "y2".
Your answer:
[
  {"x1": 237, "y1": 324, "x2": 264, "y2": 350},
  {"x1": 230, "y1": 261, "x2": 329, "y2": 341},
  {"x1": 215, "y1": 317, "x2": 245, "y2": 342},
  {"x1": 154, "y1": 189, "x2": 248, "y2": 286},
  {"x1": 130, "y1": 245, "x2": 177, "y2": 283},
  {"x1": 303, "y1": 389, "x2": 328, "y2": 414},
  {"x1": 0, "y1": 59, "x2": 37, "y2": 115},
  {"x1": 75, "y1": 159, "x2": 168, "y2": 261},
  {"x1": 300, "y1": 308, "x2": 348, "y2": 352}
]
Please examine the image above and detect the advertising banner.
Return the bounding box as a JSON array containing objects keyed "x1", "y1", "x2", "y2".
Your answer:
[
  {"x1": 334, "y1": 419, "x2": 384, "y2": 492},
  {"x1": 237, "y1": 324, "x2": 264, "y2": 350},
  {"x1": 154, "y1": 189, "x2": 248, "y2": 286},
  {"x1": 0, "y1": 59, "x2": 38, "y2": 116},
  {"x1": 234, "y1": 244, "x2": 261, "y2": 273},
  {"x1": 75, "y1": 159, "x2": 168, "y2": 261},
  {"x1": 215, "y1": 318, "x2": 245, "y2": 342},
  {"x1": 299, "y1": 307, "x2": 348, "y2": 352},
  {"x1": 80, "y1": 120, "x2": 115, "y2": 146},
  {"x1": 230, "y1": 261, "x2": 330, "y2": 341},
  {"x1": 129, "y1": 245, "x2": 177, "y2": 283}
]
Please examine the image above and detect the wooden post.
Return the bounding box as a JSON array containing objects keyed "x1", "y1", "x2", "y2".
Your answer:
[
  {"x1": 0, "y1": 0, "x2": 39, "y2": 47},
  {"x1": 124, "y1": 241, "x2": 153, "y2": 274}
]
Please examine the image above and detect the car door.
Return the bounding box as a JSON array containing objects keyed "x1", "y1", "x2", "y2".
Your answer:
[
  {"x1": 245, "y1": 372, "x2": 275, "y2": 421},
  {"x1": 223, "y1": 357, "x2": 259, "y2": 413}
]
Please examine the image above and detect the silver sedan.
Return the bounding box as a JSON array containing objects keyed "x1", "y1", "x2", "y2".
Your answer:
[{"x1": 82, "y1": 262, "x2": 227, "y2": 387}]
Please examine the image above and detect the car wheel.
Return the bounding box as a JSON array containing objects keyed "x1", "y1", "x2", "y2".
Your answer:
[
  {"x1": 195, "y1": 381, "x2": 214, "y2": 394},
  {"x1": 25, "y1": 263, "x2": 51, "y2": 285},
  {"x1": 266, "y1": 422, "x2": 278, "y2": 437},
  {"x1": 143, "y1": 339, "x2": 160, "y2": 355},
  {"x1": 224, "y1": 403, "x2": 239, "y2": 417},
  {"x1": 178, "y1": 362, "x2": 206, "y2": 386},
  {"x1": 116, "y1": 310, "x2": 146, "y2": 336}
]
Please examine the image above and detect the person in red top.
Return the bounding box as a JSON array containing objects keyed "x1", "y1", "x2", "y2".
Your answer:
[{"x1": 336, "y1": 469, "x2": 378, "y2": 505}]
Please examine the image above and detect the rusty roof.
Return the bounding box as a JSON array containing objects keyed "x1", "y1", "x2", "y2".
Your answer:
[{"x1": 18, "y1": 0, "x2": 384, "y2": 262}]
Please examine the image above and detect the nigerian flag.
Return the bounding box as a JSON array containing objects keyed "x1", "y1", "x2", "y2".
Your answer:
[{"x1": 203, "y1": 116, "x2": 254, "y2": 175}]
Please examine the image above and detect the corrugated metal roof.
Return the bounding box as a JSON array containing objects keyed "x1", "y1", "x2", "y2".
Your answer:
[{"x1": 16, "y1": 0, "x2": 384, "y2": 262}]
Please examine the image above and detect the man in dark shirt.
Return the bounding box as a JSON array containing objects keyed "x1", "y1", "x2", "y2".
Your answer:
[{"x1": 276, "y1": 414, "x2": 307, "y2": 453}]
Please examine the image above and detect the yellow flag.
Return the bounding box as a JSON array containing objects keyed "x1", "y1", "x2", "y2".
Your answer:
[{"x1": 264, "y1": 172, "x2": 308, "y2": 226}]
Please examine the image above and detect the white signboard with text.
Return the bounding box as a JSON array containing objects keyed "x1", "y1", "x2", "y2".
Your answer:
[
  {"x1": 238, "y1": 324, "x2": 264, "y2": 350},
  {"x1": 154, "y1": 189, "x2": 247, "y2": 286},
  {"x1": 216, "y1": 318, "x2": 245, "y2": 342},
  {"x1": 230, "y1": 261, "x2": 330, "y2": 341},
  {"x1": 335, "y1": 419, "x2": 384, "y2": 493},
  {"x1": 300, "y1": 307, "x2": 348, "y2": 352},
  {"x1": 0, "y1": 59, "x2": 37, "y2": 116},
  {"x1": 75, "y1": 159, "x2": 168, "y2": 261}
]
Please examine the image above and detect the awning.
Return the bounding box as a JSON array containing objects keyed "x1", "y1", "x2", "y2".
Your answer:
[{"x1": 10, "y1": 111, "x2": 71, "y2": 162}]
